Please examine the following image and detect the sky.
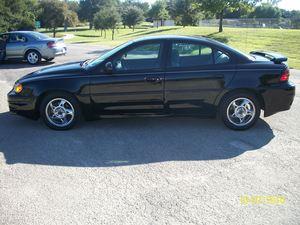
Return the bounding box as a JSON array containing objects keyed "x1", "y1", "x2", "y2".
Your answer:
[
  {"x1": 277, "y1": 0, "x2": 300, "y2": 11},
  {"x1": 141, "y1": 0, "x2": 300, "y2": 11}
]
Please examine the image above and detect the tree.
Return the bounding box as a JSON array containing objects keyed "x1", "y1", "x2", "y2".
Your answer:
[
  {"x1": 149, "y1": 0, "x2": 169, "y2": 27},
  {"x1": 122, "y1": 6, "x2": 144, "y2": 31},
  {"x1": 121, "y1": 0, "x2": 150, "y2": 17},
  {"x1": 289, "y1": 10, "x2": 300, "y2": 29},
  {"x1": 65, "y1": 10, "x2": 79, "y2": 28},
  {"x1": 39, "y1": 0, "x2": 67, "y2": 37},
  {"x1": 0, "y1": 0, "x2": 39, "y2": 32},
  {"x1": 66, "y1": 0, "x2": 79, "y2": 13},
  {"x1": 199, "y1": 0, "x2": 259, "y2": 32},
  {"x1": 250, "y1": 3, "x2": 281, "y2": 19},
  {"x1": 290, "y1": 10, "x2": 300, "y2": 29},
  {"x1": 78, "y1": 0, "x2": 117, "y2": 29},
  {"x1": 64, "y1": 0, "x2": 79, "y2": 31},
  {"x1": 94, "y1": 7, "x2": 120, "y2": 40},
  {"x1": 171, "y1": 0, "x2": 202, "y2": 26},
  {"x1": 105, "y1": 7, "x2": 121, "y2": 40},
  {"x1": 279, "y1": 9, "x2": 300, "y2": 29},
  {"x1": 223, "y1": 2, "x2": 254, "y2": 18},
  {"x1": 94, "y1": 10, "x2": 107, "y2": 37}
]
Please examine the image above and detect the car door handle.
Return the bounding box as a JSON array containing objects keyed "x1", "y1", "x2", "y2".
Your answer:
[{"x1": 144, "y1": 77, "x2": 163, "y2": 83}]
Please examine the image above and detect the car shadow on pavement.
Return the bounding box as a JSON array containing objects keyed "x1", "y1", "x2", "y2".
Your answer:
[
  {"x1": 0, "y1": 60, "x2": 55, "y2": 69},
  {"x1": 0, "y1": 112, "x2": 275, "y2": 167}
]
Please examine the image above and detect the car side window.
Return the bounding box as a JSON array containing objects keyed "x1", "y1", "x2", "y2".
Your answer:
[
  {"x1": 17, "y1": 35, "x2": 27, "y2": 42},
  {"x1": 8, "y1": 34, "x2": 27, "y2": 43},
  {"x1": 170, "y1": 42, "x2": 213, "y2": 68},
  {"x1": 214, "y1": 50, "x2": 230, "y2": 64},
  {"x1": 113, "y1": 43, "x2": 162, "y2": 72}
]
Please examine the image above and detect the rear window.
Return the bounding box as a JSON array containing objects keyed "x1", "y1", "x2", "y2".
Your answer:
[{"x1": 30, "y1": 32, "x2": 49, "y2": 40}]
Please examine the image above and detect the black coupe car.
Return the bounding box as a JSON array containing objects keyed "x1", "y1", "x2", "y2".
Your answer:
[{"x1": 8, "y1": 35, "x2": 295, "y2": 130}]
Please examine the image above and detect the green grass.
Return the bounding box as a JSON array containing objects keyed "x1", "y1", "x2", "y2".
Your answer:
[{"x1": 42, "y1": 26, "x2": 300, "y2": 69}]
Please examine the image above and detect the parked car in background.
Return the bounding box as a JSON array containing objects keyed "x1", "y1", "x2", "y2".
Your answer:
[
  {"x1": 0, "y1": 31, "x2": 67, "y2": 65},
  {"x1": 7, "y1": 35, "x2": 295, "y2": 130}
]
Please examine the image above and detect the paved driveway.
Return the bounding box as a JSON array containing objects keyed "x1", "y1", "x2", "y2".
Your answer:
[
  {"x1": 0, "y1": 44, "x2": 110, "y2": 85},
  {"x1": 0, "y1": 45, "x2": 299, "y2": 225}
]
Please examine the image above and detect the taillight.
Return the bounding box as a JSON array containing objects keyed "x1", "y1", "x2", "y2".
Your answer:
[
  {"x1": 47, "y1": 41, "x2": 56, "y2": 48},
  {"x1": 280, "y1": 69, "x2": 289, "y2": 82}
]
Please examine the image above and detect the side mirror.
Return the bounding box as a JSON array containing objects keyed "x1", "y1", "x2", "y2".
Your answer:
[{"x1": 105, "y1": 61, "x2": 113, "y2": 73}]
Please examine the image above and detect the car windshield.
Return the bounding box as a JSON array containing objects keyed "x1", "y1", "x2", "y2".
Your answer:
[
  {"x1": 83, "y1": 41, "x2": 133, "y2": 69},
  {"x1": 30, "y1": 32, "x2": 50, "y2": 40}
]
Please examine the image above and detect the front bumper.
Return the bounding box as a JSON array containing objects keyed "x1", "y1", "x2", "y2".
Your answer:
[
  {"x1": 262, "y1": 81, "x2": 295, "y2": 117},
  {"x1": 7, "y1": 90, "x2": 39, "y2": 119}
]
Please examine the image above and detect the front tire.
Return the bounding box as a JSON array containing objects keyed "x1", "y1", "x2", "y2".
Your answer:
[
  {"x1": 40, "y1": 92, "x2": 81, "y2": 130},
  {"x1": 26, "y1": 50, "x2": 41, "y2": 65},
  {"x1": 220, "y1": 92, "x2": 261, "y2": 130}
]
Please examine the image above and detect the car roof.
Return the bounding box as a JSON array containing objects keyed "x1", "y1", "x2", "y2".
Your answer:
[
  {"x1": 2, "y1": 31, "x2": 42, "y2": 36},
  {"x1": 132, "y1": 35, "x2": 214, "y2": 43},
  {"x1": 133, "y1": 35, "x2": 246, "y2": 57},
  {"x1": 132, "y1": 35, "x2": 234, "y2": 51},
  {"x1": 6, "y1": 31, "x2": 34, "y2": 34}
]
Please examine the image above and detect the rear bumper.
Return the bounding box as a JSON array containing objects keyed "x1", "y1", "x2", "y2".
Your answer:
[
  {"x1": 53, "y1": 46, "x2": 67, "y2": 56},
  {"x1": 262, "y1": 81, "x2": 295, "y2": 117},
  {"x1": 7, "y1": 90, "x2": 39, "y2": 119},
  {"x1": 42, "y1": 46, "x2": 67, "y2": 59}
]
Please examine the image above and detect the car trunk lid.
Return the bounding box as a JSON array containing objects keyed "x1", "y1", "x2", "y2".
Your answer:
[{"x1": 45, "y1": 37, "x2": 66, "y2": 48}]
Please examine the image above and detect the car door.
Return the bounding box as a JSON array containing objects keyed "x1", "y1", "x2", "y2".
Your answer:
[
  {"x1": 6, "y1": 33, "x2": 28, "y2": 58},
  {"x1": 89, "y1": 40, "x2": 166, "y2": 115},
  {"x1": 164, "y1": 40, "x2": 236, "y2": 115}
]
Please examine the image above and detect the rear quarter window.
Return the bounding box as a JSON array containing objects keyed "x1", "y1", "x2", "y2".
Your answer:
[{"x1": 214, "y1": 50, "x2": 230, "y2": 64}]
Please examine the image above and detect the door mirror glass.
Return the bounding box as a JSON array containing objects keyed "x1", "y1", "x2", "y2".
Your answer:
[{"x1": 105, "y1": 61, "x2": 113, "y2": 73}]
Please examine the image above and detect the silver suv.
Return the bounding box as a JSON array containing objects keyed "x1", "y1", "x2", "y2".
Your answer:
[{"x1": 0, "y1": 31, "x2": 67, "y2": 64}]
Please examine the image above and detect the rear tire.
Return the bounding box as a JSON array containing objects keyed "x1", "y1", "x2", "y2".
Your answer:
[
  {"x1": 26, "y1": 50, "x2": 41, "y2": 65},
  {"x1": 220, "y1": 92, "x2": 260, "y2": 130},
  {"x1": 40, "y1": 92, "x2": 81, "y2": 130}
]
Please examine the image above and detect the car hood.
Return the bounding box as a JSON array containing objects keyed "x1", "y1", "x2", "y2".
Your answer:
[{"x1": 19, "y1": 61, "x2": 85, "y2": 82}]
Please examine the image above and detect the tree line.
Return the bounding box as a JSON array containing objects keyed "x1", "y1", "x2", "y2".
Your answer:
[{"x1": 0, "y1": 0, "x2": 300, "y2": 39}]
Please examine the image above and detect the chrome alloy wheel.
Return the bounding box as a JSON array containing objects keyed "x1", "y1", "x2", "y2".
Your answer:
[
  {"x1": 27, "y1": 52, "x2": 39, "y2": 64},
  {"x1": 45, "y1": 98, "x2": 75, "y2": 127},
  {"x1": 226, "y1": 97, "x2": 256, "y2": 127}
]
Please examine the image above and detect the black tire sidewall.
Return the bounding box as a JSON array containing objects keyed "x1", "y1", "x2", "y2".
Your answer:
[
  {"x1": 220, "y1": 92, "x2": 261, "y2": 130},
  {"x1": 40, "y1": 92, "x2": 81, "y2": 130},
  {"x1": 26, "y1": 50, "x2": 41, "y2": 65}
]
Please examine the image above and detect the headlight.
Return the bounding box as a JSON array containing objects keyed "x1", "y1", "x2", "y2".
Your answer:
[{"x1": 14, "y1": 83, "x2": 23, "y2": 93}]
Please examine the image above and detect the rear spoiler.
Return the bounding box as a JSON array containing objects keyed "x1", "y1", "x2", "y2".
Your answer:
[{"x1": 250, "y1": 51, "x2": 287, "y2": 64}]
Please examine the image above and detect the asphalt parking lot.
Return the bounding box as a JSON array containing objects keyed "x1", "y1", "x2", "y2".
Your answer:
[{"x1": 0, "y1": 44, "x2": 299, "y2": 225}]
